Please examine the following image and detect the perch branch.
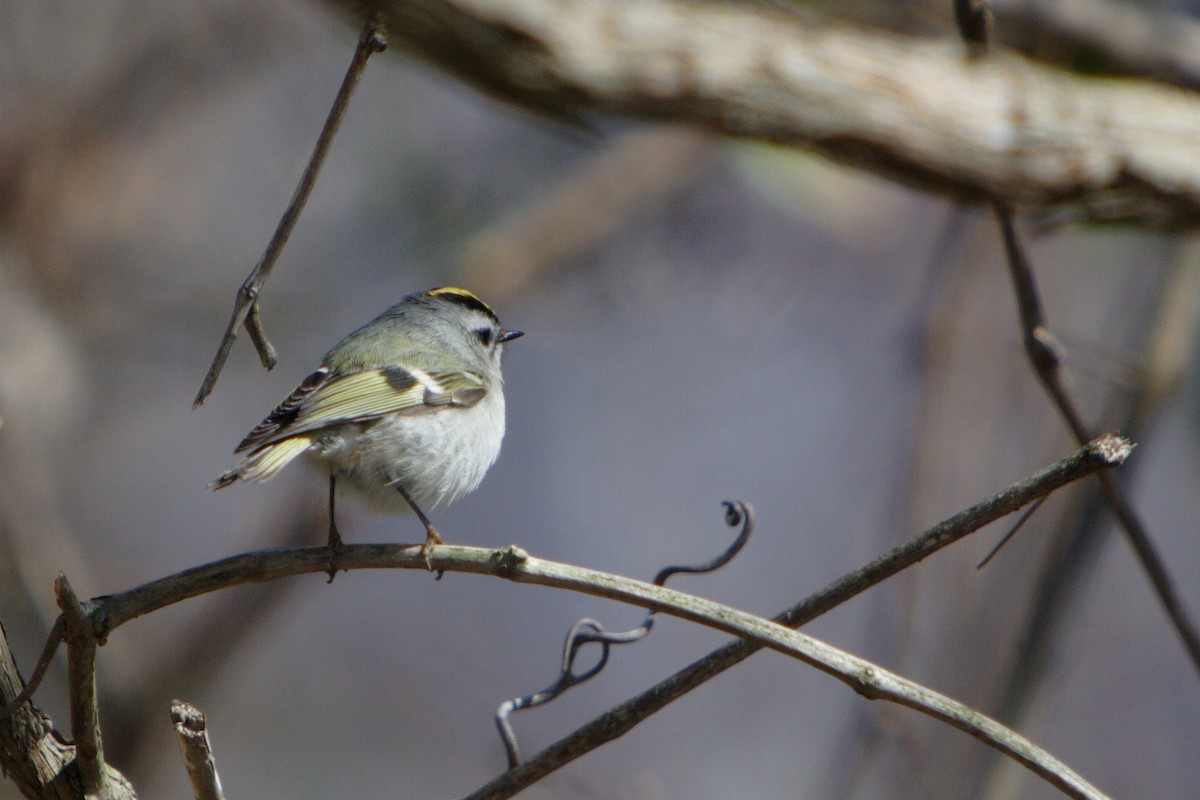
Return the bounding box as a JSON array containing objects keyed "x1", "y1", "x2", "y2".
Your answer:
[
  {"x1": 89, "y1": 436, "x2": 1125, "y2": 636},
  {"x1": 90, "y1": 479, "x2": 1123, "y2": 800},
  {"x1": 343, "y1": 0, "x2": 1200, "y2": 228},
  {"x1": 70, "y1": 437, "x2": 1123, "y2": 800}
]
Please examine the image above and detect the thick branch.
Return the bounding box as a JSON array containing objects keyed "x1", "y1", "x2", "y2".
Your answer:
[
  {"x1": 0, "y1": 614, "x2": 136, "y2": 800},
  {"x1": 0, "y1": 620, "x2": 80, "y2": 800},
  {"x1": 339, "y1": 0, "x2": 1200, "y2": 228}
]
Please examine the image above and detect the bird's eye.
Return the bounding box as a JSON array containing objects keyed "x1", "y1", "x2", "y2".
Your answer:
[{"x1": 475, "y1": 328, "x2": 494, "y2": 346}]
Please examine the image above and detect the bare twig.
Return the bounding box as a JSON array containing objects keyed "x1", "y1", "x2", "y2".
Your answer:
[
  {"x1": 341, "y1": 0, "x2": 1200, "y2": 227},
  {"x1": 966, "y1": 243, "x2": 1199, "y2": 798},
  {"x1": 954, "y1": 0, "x2": 994, "y2": 53},
  {"x1": 193, "y1": 16, "x2": 387, "y2": 407},
  {"x1": 47, "y1": 578, "x2": 138, "y2": 797},
  {"x1": 486, "y1": 550, "x2": 1110, "y2": 800},
  {"x1": 171, "y1": 701, "x2": 227, "y2": 800},
  {"x1": 992, "y1": 204, "x2": 1200, "y2": 675},
  {"x1": 0, "y1": 615, "x2": 63, "y2": 722},
  {"x1": 976, "y1": 494, "x2": 1046, "y2": 569}
]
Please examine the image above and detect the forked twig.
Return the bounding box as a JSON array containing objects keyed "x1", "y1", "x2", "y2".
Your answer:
[
  {"x1": 993, "y1": 203, "x2": 1200, "y2": 674},
  {"x1": 495, "y1": 502, "x2": 753, "y2": 766},
  {"x1": 953, "y1": 0, "x2": 1200, "y2": 678},
  {"x1": 193, "y1": 16, "x2": 387, "y2": 407}
]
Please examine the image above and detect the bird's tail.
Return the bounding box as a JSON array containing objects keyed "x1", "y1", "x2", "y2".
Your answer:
[
  {"x1": 210, "y1": 470, "x2": 239, "y2": 491},
  {"x1": 209, "y1": 436, "x2": 312, "y2": 490}
]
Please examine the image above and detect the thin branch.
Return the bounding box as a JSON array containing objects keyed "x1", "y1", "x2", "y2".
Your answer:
[
  {"x1": 171, "y1": 701, "x2": 227, "y2": 800},
  {"x1": 954, "y1": 0, "x2": 994, "y2": 54},
  {"x1": 976, "y1": 494, "x2": 1046, "y2": 569},
  {"x1": 192, "y1": 16, "x2": 387, "y2": 407},
  {"x1": 0, "y1": 617, "x2": 81, "y2": 800},
  {"x1": 343, "y1": 0, "x2": 1200, "y2": 228},
  {"x1": 85, "y1": 486, "x2": 1121, "y2": 800},
  {"x1": 495, "y1": 551, "x2": 1110, "y2": 800},
  {"x1": 965, "y1": 244, "x2": 1197, "y2": 799},
  {"x1": 55, "y1": 574, "x2": 105, "y2": 797},
  {"x1": 992, "y1": 203, "x2": 1200, "y2": 675},
  {"x1": 462, "y1": 434, "x2": 1129, "y2": 799},
  {"x1": 88, "y1": 436, "x2": 1125, "y2": 637},
  {"x1": 0, "y1": 616, "x2": 63, "y2": 722}
]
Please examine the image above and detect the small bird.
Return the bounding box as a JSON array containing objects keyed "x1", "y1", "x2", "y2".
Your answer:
[{"x1": 212, "y1": 287, "x2": 522, "y2": 565}]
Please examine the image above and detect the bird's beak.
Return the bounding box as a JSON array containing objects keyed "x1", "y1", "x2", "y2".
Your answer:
[{"x1": 499, "y1": 329, "x2": 524, "y2": 343}]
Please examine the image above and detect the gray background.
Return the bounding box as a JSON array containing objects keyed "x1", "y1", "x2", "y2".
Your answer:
[{"x1": 0, "y1": 2, "x2": 1197, "y2": 798}]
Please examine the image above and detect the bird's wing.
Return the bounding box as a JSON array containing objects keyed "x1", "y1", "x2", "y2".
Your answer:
[{"x1": 234, "y1": 365, "x2": 488, "y2": 454}]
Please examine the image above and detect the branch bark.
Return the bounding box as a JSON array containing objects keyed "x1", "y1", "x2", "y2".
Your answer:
[
  {"x1": 170, "y1": 701, "x2": 226, "y2": 800},
  {"x1": 332, "y1": 0, "x2": 1200, "y2": 228},
  {"x1": 0, "y1": 618, "x2": 136, "y2": 800}
]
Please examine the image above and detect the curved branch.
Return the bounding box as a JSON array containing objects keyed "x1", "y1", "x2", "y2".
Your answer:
[
  {"x1": 94, "y1": 544, "x2": 1110, "y2": 800},
  {"x1": 340, "y1": 0, "x2": 1200, "y2": 228},
  {"x1": 73, "y1": 437, "x2": 1129, "y2": 800}
]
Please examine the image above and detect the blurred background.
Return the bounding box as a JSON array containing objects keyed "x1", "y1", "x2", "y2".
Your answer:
[{"x1": 0, "y1": 1, "x2": 1198, "y2": 798}]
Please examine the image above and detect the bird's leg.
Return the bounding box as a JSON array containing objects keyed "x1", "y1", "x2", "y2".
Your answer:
[
  {"x1": 325, "y1": 472, "x2": 343, "y2": 583},
  {"x1": 395, "y1": 484, "x2": 443, "y2": 573}
]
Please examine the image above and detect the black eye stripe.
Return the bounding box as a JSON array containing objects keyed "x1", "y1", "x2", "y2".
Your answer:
[{"x1": 476, "y1": 328, "x2": 494, "y2": 346}]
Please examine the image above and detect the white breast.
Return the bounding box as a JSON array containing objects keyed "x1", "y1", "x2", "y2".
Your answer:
[{"x1": 307, "y1": 386, "x2": 506, "y2": 515}]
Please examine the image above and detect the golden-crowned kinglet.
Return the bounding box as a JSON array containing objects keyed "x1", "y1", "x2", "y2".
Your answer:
[{"x1": 212, "y1": 287, "x2": 522, "y2": 560}]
